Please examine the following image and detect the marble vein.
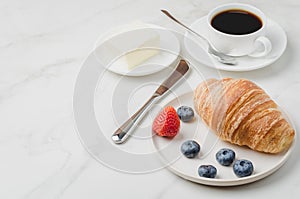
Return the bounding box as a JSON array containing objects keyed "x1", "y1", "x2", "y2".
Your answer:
[{"x1": 0, "y1": 57, "x2": 80, "y2": 103}]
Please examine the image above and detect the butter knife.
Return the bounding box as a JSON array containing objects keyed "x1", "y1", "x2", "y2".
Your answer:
[{"x1": 111, "y1": 59, "x2": 190, "y2": 144}]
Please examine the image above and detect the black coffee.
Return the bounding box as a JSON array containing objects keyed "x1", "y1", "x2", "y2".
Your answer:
[{"x1": 211, "y1": 9, "x2": 263, "y2": 35}]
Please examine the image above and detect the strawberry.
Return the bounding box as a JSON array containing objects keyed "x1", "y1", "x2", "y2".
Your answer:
[{"x1": 152, "y1": 106, "x2": 180, "y2": 137}]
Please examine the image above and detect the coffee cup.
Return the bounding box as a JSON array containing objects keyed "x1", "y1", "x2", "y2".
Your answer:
[{"x1": 207, "y1": 3, "x2": 272, "y2": 57}]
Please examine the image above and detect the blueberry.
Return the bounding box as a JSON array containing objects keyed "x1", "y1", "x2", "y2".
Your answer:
[
  {"x1": 177, "y1": 106, "x2": 194, "y2": 122},
  {"x1": 233, "y1": 159, "x2": 254, "y2": 177},
  {"x1": 181, "y1": 140, "x2": 200, "y2": 158},
  {"x1": 198, "y1": 165, "x2": 217, "y2": 178},
  {"x1": 216, "y1": 148, "x2": 236, "y2": 166}
]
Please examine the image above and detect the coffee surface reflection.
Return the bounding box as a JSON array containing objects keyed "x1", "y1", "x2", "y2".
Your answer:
[{"x1": 211, "y1": 9, "x2": 263, "y2": 35}]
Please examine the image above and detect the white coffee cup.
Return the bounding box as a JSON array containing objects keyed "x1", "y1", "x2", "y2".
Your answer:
[{"x1": 207, "y1": 3, "x2": 272, "y2": 57}]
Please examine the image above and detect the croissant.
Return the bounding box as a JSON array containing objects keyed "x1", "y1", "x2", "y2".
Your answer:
[{"x1": 193, "y1": 78, "x2": 295, "y2": 153}]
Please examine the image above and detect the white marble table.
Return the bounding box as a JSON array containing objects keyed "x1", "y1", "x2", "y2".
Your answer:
[{"x1": 1, "y1": 0, "x2": 299, "y2": 198}]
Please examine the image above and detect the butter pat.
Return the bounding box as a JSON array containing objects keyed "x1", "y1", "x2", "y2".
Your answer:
[{"x1": 125, "y1": 34, "x2": 160, "y2": 70}]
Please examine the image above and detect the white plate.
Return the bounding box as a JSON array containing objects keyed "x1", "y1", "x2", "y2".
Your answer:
[
  {"x1": 184, "y1": 16, "x2": 287, "y2": 71},
  {"x1": 152, "y1": 91, "x2": 296, "y2": 186},
  {"x1": 74, "y1": 49, "x2": 200, "y2": 173},
  {"x1": 93, "y1": 23, "x2": 180, "y2": 76}
]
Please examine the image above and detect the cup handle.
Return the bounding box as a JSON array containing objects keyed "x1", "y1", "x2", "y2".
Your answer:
[{"x1": 248, "y1": 36, "x2": 272, "y2": 57}]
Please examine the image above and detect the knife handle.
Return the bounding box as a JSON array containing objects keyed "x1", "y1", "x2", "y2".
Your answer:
[{"x1": 111, "y1": 94, "x2": 160, "y2": 144}]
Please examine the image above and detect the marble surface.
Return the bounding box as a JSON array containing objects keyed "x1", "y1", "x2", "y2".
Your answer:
[{"x1": 1, "y1": 0, "x2": 300, "y2": 198}]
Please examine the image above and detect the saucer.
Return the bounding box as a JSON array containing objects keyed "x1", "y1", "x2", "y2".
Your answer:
[
  {"x1": 93, "y1": 22, "x2": 180, "y2": 76},
  {"x1": 184, "y1": 16, "x2": 287, "y2": 71}
]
